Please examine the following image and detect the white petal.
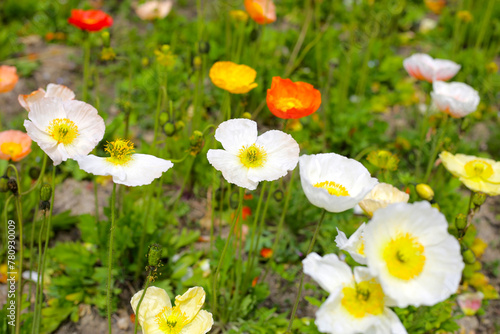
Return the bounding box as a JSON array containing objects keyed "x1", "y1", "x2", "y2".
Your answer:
[
  {"x1": 118, "y1": 154, "x2": 174, "y2": 187},
  {"x1": 214, "y1": 118, "x2": 258, "y2": 155},
  {"x1": 181, "y1": 310, "x2": 213, "y2": 334},
  {"x1": 18, "y1": 89, "x2": 45, "y2": 111},
  {"x1": 77, "y1": 155, "x2": 125, "y2": 180},
  {"x1": 207, "y1": 149, "x2": 258, "y2": 190},
  {"x1": 335, "y1": 223, "x2": 367, "y2": 265},
  {"x1": 45, "y1": 84, "x2": 75, "y2": 100},
  {"x1": 24, "y1": 120, "x2": 62, "y2": 165},
  {"x1": 247, "y1": 130, "x2": 299, "y2": 182},
  {"x1": 433, "y1": 59, "x2": 461, "y2": 81},
  {"x1": 302, "y1": 252, "x2": 353, "y2": 294},
  {"x1": 28, "y1": 97, "x2": 67, "y2": 130}
]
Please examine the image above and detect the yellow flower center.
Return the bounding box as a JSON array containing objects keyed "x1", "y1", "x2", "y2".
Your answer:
[
  {"x1": 341, "y1": 280, "x2": 385, "y2": 318},
  {"x1": 464, "y1": 160, "x2": 493, "y2": 181},
  {"x1": 105, "y1": 139, "x2": 134, "y2": 165},
  {"x1": 313, "y1": 181, "x2": 350, "y2": 197},
  {"x1": 155, "y1": 306, "x2": 189, "y2": 334},
  {"x1": 238, "y1": 144, "x2": 267, "y2": 168},
  {"x1": 357, "y1": 238, "x2": 365, "y2": 256},
  {"x1": 276, "y1": 97, "x2": 304, "y2": 112},
  {"x1": 46, "y1": 118, "x2": 79, "y2": 145},
  {"x1": 1, "y1": 142, "x2": 23, "y2": 158},
  {"x1": 383, "y1": 233, "x2": 425, "y2": 280}
]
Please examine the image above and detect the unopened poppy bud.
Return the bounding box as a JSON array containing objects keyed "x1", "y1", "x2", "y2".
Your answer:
[
  {"x1": 175, "y1": 121, "x2": 185, "y2": 132},
  {"x1": 163, "y1": 122, "x2": 176, "y2": 136},
  {"x1": 0, "y1": 176, "x2": 9, "y2": 192},
  {"x1": 29, "y1": 167, "x2": 41, "y2": 180},
  {"x1": 273, "y1": 189, "x2": 284, "y2": 202},
  {"x1": 40, "y1": 183, "x2": 52, "y2": 202},
  {"x1": 159, "y1": 112, "x2": 169, "y2": 125},
  {"x1": 101, "y1": 31, "x2": 110, "y2": 47},
  {"x1": 189, "y1": 131, "x2": 204, "y2": 156},
  {"x1": 250, "y1": 28, "x2": 259, "y2": 42},
  {"x1": 416, "y1": 183, "x2": 434, "y2": 201},
  {"x1": 193, "y1": 56, "x2": 202, "y2": 69},
  {"x1": 462, "y1": 249, "x2": 476, "y2": 264},
  {"x1": 472, "y1": 192, "x2": 487, "y2": 207},
  {"x1": 455, "y1": 213, "x2": 467, "y2": 230},
  {"x1": 198, "y1": 41, "x2": 210, "y2": 54},
  {"x1": 8, "y1": 178, "x2": 18, "y2": 195},
  {"x1": 147, "y1": 243, "x2": 162, "y2": 268},
  {"x1": 242, "y1": 112, "x2": 252, "y2": 119}
]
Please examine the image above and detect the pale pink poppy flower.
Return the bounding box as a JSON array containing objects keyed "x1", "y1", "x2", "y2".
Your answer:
[
  {"x1": 0, "y1": 65, "x2": 19, "y2": 94},
  {"x1": 457, "y1": 292, "x2": 483, "y2": 316},
  {"x1": 135, "y1": 0, "x2": 173, "y2": 21},
  {"x1": 403, "y1": 53, "x2": 460, "y2": 82},
  {"x1": 0, "y1": 130, "x2": 32, "y2": 162},
  {"x1": 431, "y1": 81, "x2": 480, "y2": 118},
  {"x1": 19, "y1": 83, "x2": 75, "y2": 111}
]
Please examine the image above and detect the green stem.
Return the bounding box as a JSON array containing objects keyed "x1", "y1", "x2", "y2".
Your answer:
[
  {"x1": 287, "y1": 209, "x2": 327, "y2": 332},
  {"x1": 32, "y1": 211, "x2": 46, "y2": 334},
  {"x1": 270, "y1": 170, "x2": 295, "y2": 259},
  {"x1": 135, "y1": 185, "x2": 155, "y2": 281},
  {"x1": 83, "y1": 33, "x2": 91, "y2": 101},
  {"x1": 424, "y1": 115, "x2": 448, "y2": 183},
  {"x1": 134, "y1": 272, "x2": 152, "y2": 334},
  {"x1": 211, "y1": 187, "x2": 244, "y2": 318},
  {"x1": 107, "y1": 183, "x2": 117, "y2": 334}
]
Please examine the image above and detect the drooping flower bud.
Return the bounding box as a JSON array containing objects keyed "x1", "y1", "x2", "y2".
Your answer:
[
  {"x1": 8, "y1": 178, "x2": 18, "y2": 195},
  {"x1": 416, "y1": 183, "x2": 434, "y2": 201},
  {"x1": 472, "y1": 192, "x2": 487, "y2": 207},
  {"x1": 147, "y1": 243, "x2": 162, "y2": 268}
]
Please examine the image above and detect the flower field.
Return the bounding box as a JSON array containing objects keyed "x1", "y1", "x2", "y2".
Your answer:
[{"x1": 0, "y1": 0, "x2": 499, "y2": 333}]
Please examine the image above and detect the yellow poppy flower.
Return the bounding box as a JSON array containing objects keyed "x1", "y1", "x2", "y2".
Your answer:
[
  {"x1": 440, "y1": 151, "x2": 500, "y2": 196},
  {"x1": 209, "y1": 61, "x2": 258, "y2": 94},
  {"x1": 131, "y1": 286, "x2": 213, "y2": 334}
]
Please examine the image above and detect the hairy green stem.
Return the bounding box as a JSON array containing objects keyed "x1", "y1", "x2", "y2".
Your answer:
[{"x1": 107, "y1": 183, "x2": 117, "y2": 334}]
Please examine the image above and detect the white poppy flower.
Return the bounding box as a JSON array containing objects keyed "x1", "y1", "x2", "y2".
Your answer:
[
  {"x1": 77, "y1": 139, "x2": 173, "y2": 187},
  {"x1": 135, "y1": 0, "x2": 173, "y2": 20},
  {"x1": 19, "y1": 83, "x2": 75, "y2": 111},
  {"x1": 23, "y1": 97, "x2": 105, "y2": 166},
  {"x1": 431, "y1": 81, "x2": 480, "y2": 118},
  {"x1": 335, "y1": 223, "x2": 367, "y2": 265},
  {"x1": 403, "y1": 53, "x2": 460, "y2": 82},
  {"x1": 299, "y1": 153, "x2": 378, "y2": 213},
  {"x1": 363, "y1": 201, "x2": 464, "y2": 308},
  {"x1": 358, "y1": 183, "x2": 409, "y2": 217},
  {"x1": 207, "y1": 119, "x2": 299, "y2": 190},
  {"x1": 303, "y1": 252, "x2": 407, "y2": 334}
]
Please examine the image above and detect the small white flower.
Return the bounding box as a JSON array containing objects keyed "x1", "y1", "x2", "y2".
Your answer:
[
  {"x1": 363, "y1": 201, "x2": 464, "y2": 308},
  {"x1": 299, "y1": 153, "x2": 378, "y2": 213},
  {"x1": 24, "y1": 97, "x2": 105, "y2": 166},
  {"x1": 358, "y1": 183, "x2": 409, "y2": 217},
  {"x1": 19, "y1": 83, "x2": 75, "y2": 111},
  {"x1": 77, "y1": 139, "x2": 173, "y2": 187},
  {"x1": 403, "y1": 53, "x2": 460, "y2": 82},
  {"x1": 431, "y1": 81, "x2": 480, "y2": 118},
  {"x1": 207, "y1": 119, "x2": 299, "y2": 190},
  {"x1": 135, "y1": 0, "x2": 173, "y2": 20},
  {"x1": 335, "y1": 223, "x2": 367, "y2": 265},
  {"x1": 303, "y1": 252, "x2": 407, "y2": 334}
]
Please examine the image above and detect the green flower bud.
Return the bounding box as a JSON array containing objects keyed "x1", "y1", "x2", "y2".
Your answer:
[
  {"x1": 242, "y1": 112, "x2": 252, "y2": 119},
  {"x1": 101, "y1": 31, "x2": 110, "y2": 47},
  {"x1": 163, "y1": 122, "x2": 176, "y2": 136},
  {"x1": 273, "y1": 189, "x2": 284, "y2": 202},
  {"x1": 0, "y1": 176, "x2": 9, "y2": 192},
  {"x1": 198, "y1": 41, "x2": 210, "y2": 54},
  {"x1": 189, "y1": 131, "x2": 204, "y2": 156},
  {"x1": 462, "y1": 249, "x2": 476, "y2": 264},
  {"x1": 40, "y1": 183, "x2": 52, "y2": 202},
  {"x1": 147, "y1": 243, "x2": 162, "y2": 268},
  {"x1": 455, "y1": 213, "x2": 467, "y2": 230},
  {"x1": 416, "y1": 183, "x2": 434, "y2": 201},
  {"x1": 472, "y1": 192, "x2": 487, "y2": 207},
  {"x1": 29, "y1": 167, "x2": 41, "y2": 180},
  {"x1": 175, "y1": 121, "x2": 185, "y2": 132},
  {"x1": 159, "y1": 112, "x2": 169, "y2": 125},
  {"x1": 250, "y1": 28, "x2": 259, "y2": 42}
]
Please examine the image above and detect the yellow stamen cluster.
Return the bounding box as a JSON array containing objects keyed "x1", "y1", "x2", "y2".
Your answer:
[
  {"x1": 341, "y1": 280, "x2": 385, "y2": 318},
  {"x1": 1, "y1": 142, "x2": 23, "y2": 157},
  {"x1": 238, "y1": 144, "x2": 267, "y2": 168},
  {"x1": 383, "y1": 233, "x2": 425, "y2": 280},
  {"x1": 275, "y1": 97, "x2": 304, "y2": 112},
  {"x1": 313, "y1": 181, "x2": 350, "y2": 197},
  {"x1": 46, "y1": 118, "x2": 79, "y2": 145},
  {"x1": 464, "y1": 160, "x2": 493, "y2": 182},
  {"x1": 155, "y1": 306, "x2": 189, "y2": 334},
  {"x1": 105, "y1": 139, "x2": 134, "y2": 165}
]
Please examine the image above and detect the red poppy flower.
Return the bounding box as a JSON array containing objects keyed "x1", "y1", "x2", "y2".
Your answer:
[
  {"x1": 68, "y1": 9, "x2": 113, "y2": 32},
  {"x1": 266, "y1": 77, "x2": 321, "y2": 119}
]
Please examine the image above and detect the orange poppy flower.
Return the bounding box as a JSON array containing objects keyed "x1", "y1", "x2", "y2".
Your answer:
[
  {"x1": 266, "y1": 77, "x2": 321, "y2": 119},
  {"x1": 244, "y1": 0, "x2": 276, "y2": 25},
  {"x1": 68, "y1": 9, "x2": 113, "y2": 32},
  {"x1": 0, "y1": 66, "x2": 19, "y2": 94},
  {"x1": 0, "y1": 130, "x2": 32, "y2": 162},
  {"x1": 424, "y1": 0, "x2": 446, "y2": 14}
]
